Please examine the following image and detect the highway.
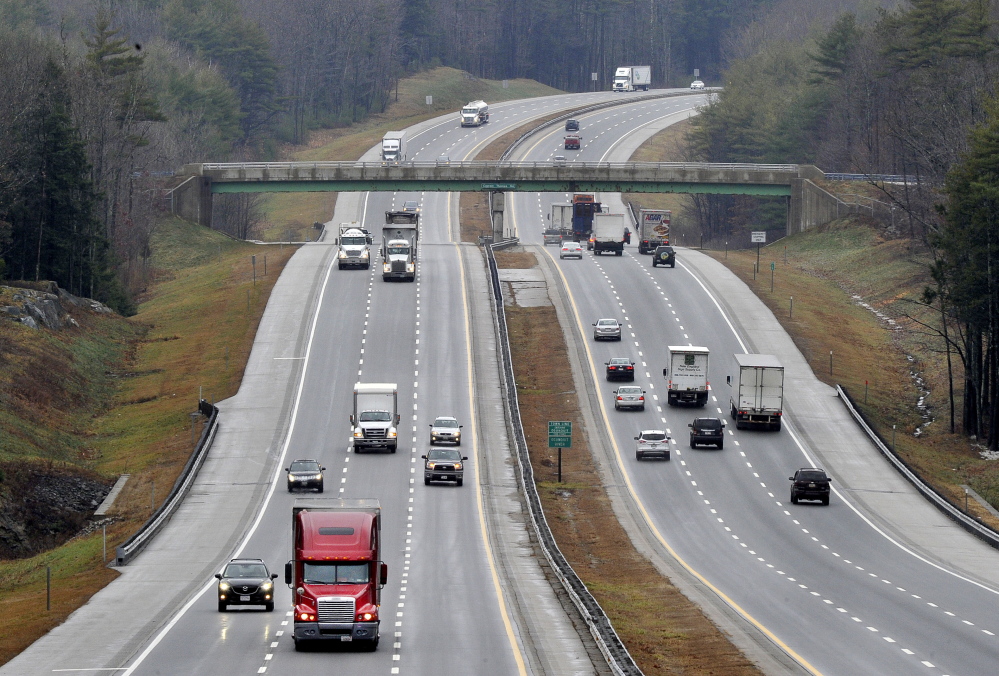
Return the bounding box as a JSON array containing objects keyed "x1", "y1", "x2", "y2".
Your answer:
[{"x1": 504, "y1": 96, "x2": 999, "y2": 675}]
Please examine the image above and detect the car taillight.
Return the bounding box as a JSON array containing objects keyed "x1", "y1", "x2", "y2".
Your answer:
[
  {"x1": 617, "y1": 396, "x2": 623, "y2": 401},
  {"x1": 638, "y1": 396, "x2": 644, "y2": 401}
]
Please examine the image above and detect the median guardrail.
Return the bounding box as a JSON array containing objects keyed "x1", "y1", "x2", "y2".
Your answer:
[
  {"x1": 484, "y1": 242, "x2": 641, "y2": 675},
  {"x1": 115, "y1": 400, "x2": 220, "y2": 566}
]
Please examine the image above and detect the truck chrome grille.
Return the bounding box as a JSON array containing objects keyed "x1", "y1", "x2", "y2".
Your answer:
[
  {"x1": 365, "y1": 428, "x2": 387, "y2": 439},
  {"x1": 317, "y1": 597, "x2": 355, "y2": 623}
]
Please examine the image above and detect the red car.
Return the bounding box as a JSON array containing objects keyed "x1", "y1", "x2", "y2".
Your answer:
[{"x1": 564, "y1": 134, "x2": 580, "y2": 150}]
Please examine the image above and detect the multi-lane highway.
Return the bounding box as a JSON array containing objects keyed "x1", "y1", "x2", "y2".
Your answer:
[{"x1": 504, "y1": 97, "x2": 999, "y2": 675}]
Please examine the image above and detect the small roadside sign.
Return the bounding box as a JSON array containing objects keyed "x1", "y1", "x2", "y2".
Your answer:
[
  {"x1": 548, "y1": 421, "x2": 572, "y2": 448},
  {"x1": 751, "y1": 231, "x2": 766, "y2": 243}
]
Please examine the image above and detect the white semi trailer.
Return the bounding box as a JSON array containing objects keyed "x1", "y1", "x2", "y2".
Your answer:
[{"x1": 730, "y1": 354, "x2": 785, "y2": 430}]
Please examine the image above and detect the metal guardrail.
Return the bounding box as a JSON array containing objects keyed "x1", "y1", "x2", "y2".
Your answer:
[
  {"x1": 825, "y1": 173, "x2": 916, "y2": 184},
  {"x1": 115, "y1": 400, "x2": 220, "y2": 566},
  {"x1": 484, "y1": 243, "x2": 641, "y2": 675},
  {"x1": 837, "y1": 385, "x2": 999, "y2": 549},
  {"x1": 198, "y1": 160, "x2": 799, "y2": 173}
]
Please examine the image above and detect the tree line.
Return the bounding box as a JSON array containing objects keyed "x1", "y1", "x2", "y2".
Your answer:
[{"x1": 687, "y1": 0, "x2": 999, "y2": 449}]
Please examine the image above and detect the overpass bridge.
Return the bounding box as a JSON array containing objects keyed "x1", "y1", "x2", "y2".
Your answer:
[{"x1": 169, "y1": 160, "x2": 839, "y2": 235}]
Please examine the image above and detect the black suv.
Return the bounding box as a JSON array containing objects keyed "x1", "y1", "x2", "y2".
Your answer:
[
  {"x1": 789, "y1": 468, "x2": 832, "y2": 505},
  {"x1": 652, "y1": 245, "x2": 676, "y2": 267},
  {"x1": 285, "y1": 459, "x2": 325, "y2": 492},
  {"x1": 216, "y1": 558, "x2": 278, "y2": 612},
  {"x1": 422, "y1": 448, "x2": 468, "y2": 486},
  {"x1": 689, "y1": 418, "x2": 725, "y2": 448},
  {"x1": 605, "y1": 357, "x2": 636, "y2": 381},
  {"x1": 565, "y1": 119, "x2": 580, "y2": 131}
]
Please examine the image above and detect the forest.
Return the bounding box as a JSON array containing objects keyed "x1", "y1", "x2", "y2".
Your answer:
[{"x1": 0, "y1": 0, "x2": 996, "y2": 446}]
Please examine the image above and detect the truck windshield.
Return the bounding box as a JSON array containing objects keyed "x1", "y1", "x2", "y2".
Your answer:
[
  {"x1": 341, "y1": 236, "x2": 366, "y2": 245},
  {"x1": 461, "y1": 108, "x2": 478, "y2": 115},
  {"x1": 387, "y1": 247, "x2": 410, "y2": 256},
  {"x1": 302, "y1": 562, "x2": 369, "y2": 585},
  {"x1": 359, "y1": 411, "x2": 391, "y2": 422}
]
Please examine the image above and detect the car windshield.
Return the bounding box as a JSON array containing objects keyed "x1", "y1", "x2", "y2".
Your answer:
[
  {"x1": 387, "y1": 246, "x2": 410, "y2": 255},
  {"x1": 224, "y1": 563, "x2": 268, "y2": 578},
  {"x1": 433, "y1": 419, "x2": 459, "y2": 428},
  {"x1": 359, "y1": 410, "x2": 391, "y2": 422},
  {"x1": 641, "y1": 433, "x2": 666, "y2": 441},
  {"x1": 428, "y1": 449, "x2": 462, "y2": 461},
  {"x1": 290, "y1": 461, "x2": 320, "y2": 472},
  {"x1": 618, "y1": 387, "x2": 642, "y2": 395},
  {"x1": 302, "y1": 562, "x2": 369, "y2": 585},
  {"x1": 798, "y1": 471, "x2": 827, "y2": 481}
]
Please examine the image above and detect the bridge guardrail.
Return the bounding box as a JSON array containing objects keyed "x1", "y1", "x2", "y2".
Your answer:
[
  {"x1": 114, "y1": 400, "x2": 220, "y2": 566},
  {"x1": 198, "y1": 160, "x2": 799, "y2": 173}
]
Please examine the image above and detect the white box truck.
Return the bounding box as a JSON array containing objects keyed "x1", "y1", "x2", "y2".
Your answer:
[
  {"x1": 459, "y1": 100, "x2": 489, "y2": 126},
  {"x1": 545, "y1": 202, "x2": 573, "y2": 245},
  {"x1": 591, "y1": 212, "x2": 626, "y2": 255},
  {"x1": 637, "y1": 209, "x2": 671, "y2": 254},
  {"x1": 612, "y1": 66, "x2": 651, "y2": 92},
  {"x1": 381, "y1": 131, "x2": 405, "y2": 162},
  {"x1": 730, "y1": 354, "x2": 784, "y2": 431},
  {"x1": 350, "y1": 383, "x2": 400, "y2": 452},
  {"x1": 664, "y1": 346, "x2": 710, "y2": 406}
]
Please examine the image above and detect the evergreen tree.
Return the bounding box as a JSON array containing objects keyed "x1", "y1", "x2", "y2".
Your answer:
[{"x1": 808, "y1": 13, "x2": 861, "y2": 83}]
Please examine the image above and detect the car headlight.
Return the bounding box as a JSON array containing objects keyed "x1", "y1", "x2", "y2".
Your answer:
[
  {"x1": 454, "y1": 462, "x2": 463, "y2": 470},
  {"x1": 261, "y1": 581, "x2": 273, "y2": 591},
  {"x1": 427, "y1": 462, "x2": 436, "y2": 469},
  {"x1": 219, "y1": 582, "x2": 230, "y2": 591}
]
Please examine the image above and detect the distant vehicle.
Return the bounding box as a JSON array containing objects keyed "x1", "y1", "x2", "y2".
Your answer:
[
  {"x1": 592, "y1": 318, "x2": 622, "y2": 341},
  {"x1": 402, "y1": 201, "x2": 420, "y2": 213},
  {"x1": 564, "y1": 134, "x2": 581, "y2": 150},
  {"x1": 381, "y1": 131, "x2": 405, "y2": 162},
  {"x1": 422, "y1": 448, "x2": 468, "y2": 486},
  {"x1": 634, "y1": 430, "x2": 670, "y2": 461},
  {"x1": 553, "y1": 155, "x2": 567, "y2": 167},
  {"x1": 690, "y1": 80, "x2": 705, "y2": 90},
  {"x1": 436, "y1": 155, "x2": 450, "y2": 166},
  {"x1": 216, "y1": 558, "x2": 277, "y2": 612},
  {"x1": 565, "y1": 119, "x2": 580, "y2": 131},
  {"x1": 688, "y1": 418, "x2": 726, "y2": 449},
  {"x1": 429, "y1": 416, "x2": 462, "y2": 446},
  {"x1": 613, "y1": 385, "x2": 646, "y2": 411},
  {"x1": 286, "y1": 459, "x2": 325, "y2": 492},
  {"x1": 613, "y1": 66, "x2": 651, "y2": 92},
  {"x1": 383, "y1": 211, "x2": 419, "y2": 282},
  {"x1": 460, "y1": 100, "x2": 489, "y2": 127},
  {"x1": 560, "y1": 241, "x2": 583, "y2": 259},
  {"x1": 652, "y1": 245, "x2": 676, "y2": 267},
  {"x1": 548, "y1": 202, "x2": 573, "y2": 241},
  {"x1": 789, "y1": 468, "x2": 832, "y2": 505},
  {"x1": 605, "y1": 357, "x2": 635, "y2": 381}
]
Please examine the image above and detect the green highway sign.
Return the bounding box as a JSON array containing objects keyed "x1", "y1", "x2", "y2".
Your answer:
[
  {"x1": 548, "y1": 421, "x2": 572, "y2": 448},
  {"x1": 482, "y1": 183, "x2": 516, "y2": 190}
]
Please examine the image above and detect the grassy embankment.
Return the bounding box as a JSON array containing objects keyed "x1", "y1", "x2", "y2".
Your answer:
[
  {"x1": 0, "y1": 219, "x2": 296, "y2": 664},
  {"x1": 0, "y1": 67, "x2": 562, "y2": 666}
]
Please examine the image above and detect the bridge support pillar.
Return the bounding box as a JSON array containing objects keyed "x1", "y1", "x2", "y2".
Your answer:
[
  {"x1": 170, "y1": 175, "x2": 213, "y2": 228},
  {"x1": 490, "y1": 191, "x2": 507, "y2": 240}
]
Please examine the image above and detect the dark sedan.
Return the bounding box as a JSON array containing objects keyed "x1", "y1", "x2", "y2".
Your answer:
[{"x1": 605, "y1": 357, "x2": 636, "y2": 381}]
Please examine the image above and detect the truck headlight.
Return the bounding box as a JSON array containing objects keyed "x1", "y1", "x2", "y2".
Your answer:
[
  {"x1": 361, "y1": 250, "x2": 369, "y2": 258},
  {"x1": 338, "y1": 250, "x2": 346, "y2": 258},
  {"x1": 454, "y1": 462, "x2": 463, "y2": 470},
  {"x1": 388, "y1": 429, "x2": 397, "y2": 438},
  {"x1": 406, "y1": 263, "x2": 415, "y2": 272},
  {"x1": 354, "y1": 427, "x2": 364, "y2": 438},
  {"x1": 383, "y1": 263, "x2": 391, "y2": 272}
]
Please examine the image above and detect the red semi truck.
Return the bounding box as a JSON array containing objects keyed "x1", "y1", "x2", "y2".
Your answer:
[{"x1": 285, "y1": 498, "x2": 387, "y2": 651}]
